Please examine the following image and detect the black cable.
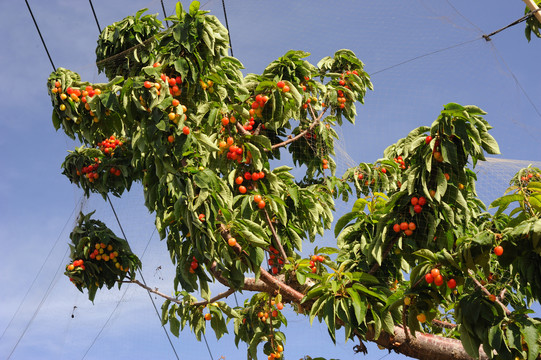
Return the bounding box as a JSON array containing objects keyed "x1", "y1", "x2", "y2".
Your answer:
[
  {"x1": 7, "y1": 248, "x2": 69, "y2": 359},
  {"x1": 371, "y1": 37, "x2": 480, "y2": 76},
  {"x1": 161, "y1": 0, "x2": 170, "y2": 28},
  {"x1": 107, "y1": 195, "x2": 180, "y2": 360},
  {"x1": 202, "y1": 331, "x2": 215, "y2": 360},
  {"x1": 88, "y1": 0, "x2": 101, "y2": 33},
  {"x1": 0, "y1": 196, "x2": 83, "y2": 342},
  {"x1": 24, "y1": 0, "x2": 56, "y2": 71},
  {"x1": 487, "y1": 42, "x2": 541, "y2": 119},
  {"x1": 221, "y1": 0, "x2": 233, "y2": 56},
  {"x1": 483, "y1": 8, "x2": 541, "y2": 41}
]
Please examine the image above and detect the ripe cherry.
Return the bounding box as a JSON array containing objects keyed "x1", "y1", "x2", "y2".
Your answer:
[
  {"x1": 258, "y1": 200, "x2": 266, "y2": 209},
  {"x1": 494, "y1": 246, "x2": 503, "y2": 256},
  {"x1": 393, "y1": 223, "x2": 401, "y2": 233},
  {"x1": 425, "y1": 135, "x2": 433, "y2": 144},
  {"x1": 282, "y1": 85, "x2": 290, "y2": 93},
  {"x1": 239, "y1": 186, "x2": 247, "y2": 194},
  {"x1": 447, "y1": 278, "x2": 457, "y2": 289},
  {"x1": 414, "y1": 204, "x2": 422, "y2": 214},
  {"x1": 488, "y1": 294, "x2": 496, "y2": 302},
  {"x1": 430, "y1": 268, "x2": 440, "y2": 278},
  {"x1": 182, "y1": 126, "x2": 190, "y2": 135},
  {"x1": 144, "y1": 81, "x2": 152, "y2": 89},
  {"x1": 425, "y1": 273, "x2": 434, "y2": 283},
  {"x1": 418, "y1": 196, "x2": 427, "y2": 206},
  {"x1": 228, "y1": 238, "x2": 237, "y2": 246},
  {"x1": 399, "y1": 222, "x2": 409, "y2": 231},
  {"x1": 167, "y1": 135, "x2": 175, "y2": 143},
  {"x1": 276, "y1": 81, "x2": 285, "y2": 88},
  {"x1": 434, "y1": 274, "x2": 444, "y2": 286},
  {"x1": 235, "y1": 176, "x2": 244, "y2": 185},
  {"x1": 411, "y1": 197, "x2": 419, "y2": 206},
  {"x1": 417, "y1": 313, "x2": 426, "y2": 323},
  {"x1": 204, "y1": 313, "x2": 212, "y2": 321}
]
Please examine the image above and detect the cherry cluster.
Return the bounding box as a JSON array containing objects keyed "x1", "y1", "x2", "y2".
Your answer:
[
  {"x1": 309, "y1": 254, "x2": 325, "y2": 274},
  {"x1": 392, "y1": 221, "x2": 416, "y2": 237},
  {"x1": 393, "y1": 155, "x2": 406, "y2": 170},
  {"x1": 189, "y1": 256, "x2": 199, "y2": 274},
  {"x1": 267, "y1": 245, "x2": 284, "y2": 275},
  {"x1": 234, "y1": 170, "x2": 266, "y2": 194},
  {"x1": 98, "y1": 135, "x2": 123, "y2": 156},
  {"x1": 425, "y1": 267, "x2": 456, "y2": 289},
  {"x1": 79, "y1": 158, "x2": 101, "y2": 182}
]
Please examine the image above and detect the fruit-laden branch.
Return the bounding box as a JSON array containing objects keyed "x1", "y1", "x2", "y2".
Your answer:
[
  {"x1": 468, "y1": 269, "x2": 512, "y2": 316},
  {"x1": 262, "y1": 207, "x2": 289, "y2": 264},
  {"x1": 270, "y1": 107, "x2": 327, "y2": 150}
]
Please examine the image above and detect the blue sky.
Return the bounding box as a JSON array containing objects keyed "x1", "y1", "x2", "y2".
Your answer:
[{"x1": 1, "y1": 1, "x2": 540, "y2": 359}]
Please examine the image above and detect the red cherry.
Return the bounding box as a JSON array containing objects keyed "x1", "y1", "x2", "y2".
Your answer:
[
  {"x1": 494, "y1": 246, "x2": 503, "y2": 256},
  {"x1": 418, "y1": 196, "x2": 427, "y2": 206},
  {"x1": 425, "y1": 135, "x2": 433, "y2": 144},
  {"x1": 425, "y1": 273, "x2": 434, "y2": 283},
  {"x1": 393, "y1": 224, "x2": 401, "y2": 233},
  {"x1": 276, "y1": 81, "x2": 285, "y2": 88},
  {"x1": 414, "y1": 204, "x2": 422, "y2": 214},
  {"x1": 411, "y1": 197, "x2": 419, "y2": 206},
  {"x1": 447, "y1": 279, "x2": 457, "y2": 289}
]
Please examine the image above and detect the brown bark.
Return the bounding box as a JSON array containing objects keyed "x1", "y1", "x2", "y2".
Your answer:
[{"x1": 366, "y1": 326, "x2": 488, "y2": 360}]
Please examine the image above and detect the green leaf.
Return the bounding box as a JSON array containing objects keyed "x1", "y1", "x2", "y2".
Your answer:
[
  {"x1": 459, "y1": 325, "x2": 480, "y2": 358},
  {"x1": 189, "y1": 1, "x2": 200, "y2": 16},
  {"x1": 169, "y1": 316, "x2": 180, "y2": 337},
  {"x1": 480, "y1": 131, "x2": 500, "y2": 155}
]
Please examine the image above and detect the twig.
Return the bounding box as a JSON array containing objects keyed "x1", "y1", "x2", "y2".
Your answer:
[
  {"x1": 270, "y1": 108, "x2": 326, "y2": 150},
  {"x1": 192, "y1": 288, "x2": 237, "y2": 306},
  {"x1": 263, "y1": 208, "x2": 289, "y2": 264},
  {"x1": 126, "y1": 279, "x2": 181, "y2": 304},
  {"x1": 468, "y1": 270, "x2": 511, "y2": 316}
]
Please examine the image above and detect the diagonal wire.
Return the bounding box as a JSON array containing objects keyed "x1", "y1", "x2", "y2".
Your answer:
[
  {"x1": 81, "y1": 226, "x2": 157, "y2": 359},
  {"x1": 486, "y1": 41, "x2": 541, "y2": 119},
  {"x1": 371, "y1": 37, "x2": 481, "y2": 76},
  {"x1": 1, "y1": 196, "x2": 83, "y2": 342},
  {"x1": 221, "y1": 0, "x2": 233, "y2": 56},
  {"x1": 88, "y1": 0, "x2": 101, "y2": 33},
  {"x1": 24, "y1": 0, "x2": 56, "y2": 71},
  {"x1": 107, "y1": 195, "x2": 180, "y2": 360},
  {"x1": 161, "y1": 0, "x2": 170, "y2": 28},
  {"x1": 7, "y1": 248, "x2": 70, "y2": 359}
]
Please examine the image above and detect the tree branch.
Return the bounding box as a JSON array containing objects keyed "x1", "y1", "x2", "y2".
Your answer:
[
  {"x1": 125, "y1": 279, "x2": 181, "y2": 304},
  {"x1": 270, "y1": 108, "x2": 326, "y2": 150},
  {"x1": 468, "y1": 270, "x2": 511, "y2": 316},
  {"x1": 262, "y1": 208, "x2": 289, "y2": 264},
  {"x1": 192, "y1": 288, "x2": 237, "y2": 306}
]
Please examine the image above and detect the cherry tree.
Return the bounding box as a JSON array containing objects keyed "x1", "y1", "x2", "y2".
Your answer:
[{"x1": 47, "y1": 2, "x2": 541, "y2": 359}]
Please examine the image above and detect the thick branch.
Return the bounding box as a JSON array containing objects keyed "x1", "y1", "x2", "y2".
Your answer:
[{"x1": 366, "y1": 325, "x2": 488, "y2": 360}]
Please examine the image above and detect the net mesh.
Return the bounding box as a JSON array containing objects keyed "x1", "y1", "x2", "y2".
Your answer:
[{"x1": 6, "y1": 0, "x2": 541, "y2": 359}]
